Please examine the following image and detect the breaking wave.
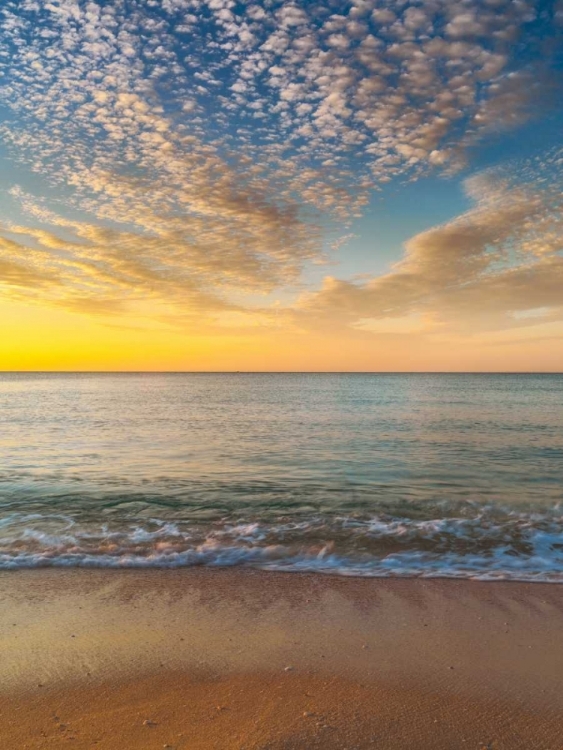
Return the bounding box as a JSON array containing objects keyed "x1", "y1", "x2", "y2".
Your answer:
[{"x1": 2, "y1": 507, "x2": 563, "y2": 581}]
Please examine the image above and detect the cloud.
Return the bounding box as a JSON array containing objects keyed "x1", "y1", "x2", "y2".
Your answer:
[
  {"x1": 297, "y1": 151, "x2": 563, "y2": 334},
  {"x1": 2, "y1": 0, "x2": 560, "y2": 193},
  {"x1": 0, "y1": 0, "x2": 561, "y2": 330},
  {"x1": 1, "y1": 195, "x2": 259, "y2": 321},
  {"x1": 0, "y1": 233, "x2": 63, "y2": 292}
]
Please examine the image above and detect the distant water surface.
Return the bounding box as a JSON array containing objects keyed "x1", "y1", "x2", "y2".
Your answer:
[{"x1": 1, "y1": 373, "x2": 562, "y2": 580}]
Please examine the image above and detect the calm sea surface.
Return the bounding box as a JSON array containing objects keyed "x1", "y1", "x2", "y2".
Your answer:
[{"x1": 1, "y1": 373, "x2": 562, "y2": 580}]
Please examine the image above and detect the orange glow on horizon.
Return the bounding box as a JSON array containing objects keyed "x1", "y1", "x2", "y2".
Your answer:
[{"x1": 2, "y1": 300, "x2": 562, "y2": 373}]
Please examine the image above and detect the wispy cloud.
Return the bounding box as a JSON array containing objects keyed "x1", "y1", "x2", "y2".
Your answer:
[{"x1": 298, "y1": 150, "x2": 563, "y2": 333}]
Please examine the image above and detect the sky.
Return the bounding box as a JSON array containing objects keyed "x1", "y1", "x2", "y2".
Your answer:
[{"x1": 0, "y1": 0, "x2": 562, "y2": 371}]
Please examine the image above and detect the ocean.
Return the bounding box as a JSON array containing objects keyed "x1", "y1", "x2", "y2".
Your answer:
[{"x1": 1, "y1": 372, "x2": 562, "y2": 580}]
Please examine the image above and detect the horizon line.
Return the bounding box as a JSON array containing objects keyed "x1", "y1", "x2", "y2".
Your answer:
[{"x1": 1, "y1": 371, "x2": 562, "y2": 376}]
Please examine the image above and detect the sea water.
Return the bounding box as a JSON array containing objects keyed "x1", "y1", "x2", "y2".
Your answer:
[{"x1": 1, "y1": 372, "x2": 562, "y2": 580}]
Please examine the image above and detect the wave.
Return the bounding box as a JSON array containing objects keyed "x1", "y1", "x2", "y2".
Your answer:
[{"x1": 1, "y1": 508, "x2": 563, "y2": 581}]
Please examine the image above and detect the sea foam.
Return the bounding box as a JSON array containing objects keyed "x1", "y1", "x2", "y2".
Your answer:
[{"x1": 1, "y1": 509, "x2": 563, "y2": 581}]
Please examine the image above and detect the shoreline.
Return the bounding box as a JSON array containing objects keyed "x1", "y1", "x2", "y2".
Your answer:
[{"x1": 2, "y1": 569, "x2": 563, "y2": 748}]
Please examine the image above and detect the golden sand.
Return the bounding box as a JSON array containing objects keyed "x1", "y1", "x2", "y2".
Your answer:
[{"x1": 1, "y1": 569, "x2": 562, "y2": 749}]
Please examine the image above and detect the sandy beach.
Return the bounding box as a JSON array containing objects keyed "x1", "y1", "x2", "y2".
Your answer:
[{"x1": 1, "y1": 570, "x2": 562, "y2": 749}]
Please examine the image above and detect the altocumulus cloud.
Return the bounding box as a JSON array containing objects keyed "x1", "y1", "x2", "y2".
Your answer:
[{"x1": 0, "y1": 0, "x2": 561, "y2": 331}]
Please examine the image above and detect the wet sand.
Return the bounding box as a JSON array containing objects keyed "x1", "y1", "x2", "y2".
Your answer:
[{"x1": 1, "y1": 569, "x2": 562, "y2": 749}]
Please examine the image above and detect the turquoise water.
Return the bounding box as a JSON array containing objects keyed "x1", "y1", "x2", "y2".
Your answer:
[{"x1": 1, "y1": 373, "x2": 562, "y2": 579}]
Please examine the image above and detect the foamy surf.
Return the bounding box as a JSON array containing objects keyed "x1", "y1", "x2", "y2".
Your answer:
[{"x1": 1, "y1": 509, "x2": 563, "y2": 581}]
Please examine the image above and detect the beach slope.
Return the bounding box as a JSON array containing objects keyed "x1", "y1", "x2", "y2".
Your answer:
[{"x1": 1, "y1": 570, "x2": 562, "y2": 749}]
